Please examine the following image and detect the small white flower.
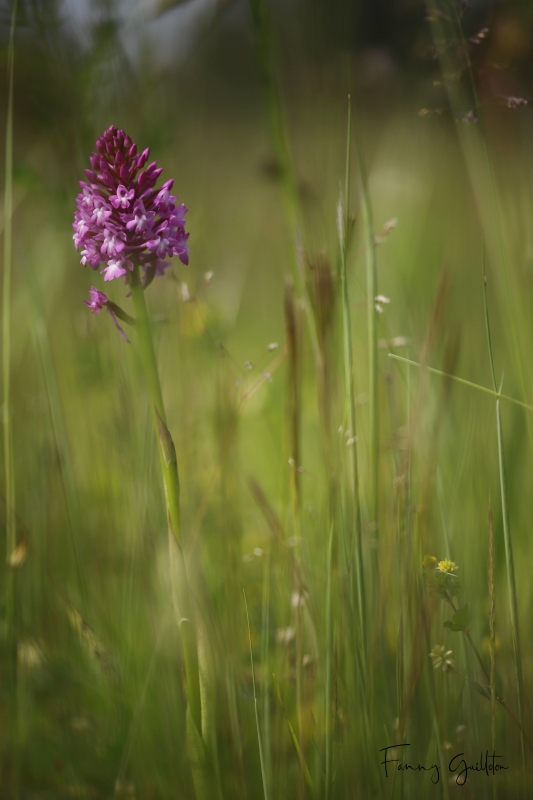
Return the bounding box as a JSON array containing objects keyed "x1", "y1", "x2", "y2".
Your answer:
[{"x1": 430, "y1": 644, "x2": 455, "y2": 672}]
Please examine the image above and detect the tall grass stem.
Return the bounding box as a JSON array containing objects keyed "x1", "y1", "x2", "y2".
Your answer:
[
  {"x1": 339, "y1": 96, "x2": 366, "y2": 653},
  {"x1": 352, "y1": 104, "x2": 379, "y2": 539},
  {"x1": 244, "y1": 589, "x2": 270, "y2": 800},
  {"x1": 3, "y1": 0, "x2": 18, "y2": 688},
  {"x1": 482, "y1": 256, "x2": 526, "y2": 773},
  {"x1": 324, "y1": 520, "x2": 334, "y2": 800}
]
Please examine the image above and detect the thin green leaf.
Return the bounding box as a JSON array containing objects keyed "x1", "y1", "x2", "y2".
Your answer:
[
  {"x1": 243, "y1": 589, "x2": 270, "y2": 800},
  {"x1": 388, "y1": 354, "x2": 533, "y2": 412},
  {"x1": 272, "y1": 674, "x2": 313, "y2": 788},
  {"x1": 443, "y1": 605, "x2": 469, "y2": 633}
]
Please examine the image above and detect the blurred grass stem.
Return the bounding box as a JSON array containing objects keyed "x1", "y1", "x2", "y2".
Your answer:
[
  {"x1": 249, "y1": 0, "x2": 321, "y2": 365},
  {"x1": 427, "y1": 0, "x2": 532, "y2": 438},
  {"x1": 340, "y1": 96, "x2": 366, "y2": 653},
  {"x1": 3, "y1": 0, "x2": 18, "y2": 689},
  {"x1": 244, "y1": 589, "x2": 270, "y2": 800},
  {"x1": 488, "y1": 505, "x2": 497, "y2": 800},
  {"x1": 324, "y1": 520, "x2": 334, "y2": 800},
  {"x1": 352, "y1": 104, "x2": 379, "y2": 539}
]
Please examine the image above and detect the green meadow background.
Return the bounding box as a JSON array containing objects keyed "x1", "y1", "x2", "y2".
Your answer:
[{"x1": 1, "y1": 0, "x2": 533, "y2": 797}]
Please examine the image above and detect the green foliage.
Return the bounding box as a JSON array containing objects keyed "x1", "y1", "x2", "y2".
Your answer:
[{"x1": 443, "y1": 605, "x2": 470, "y2": 633}]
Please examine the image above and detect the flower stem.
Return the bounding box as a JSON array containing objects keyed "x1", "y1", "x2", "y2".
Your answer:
[
  {"x1": 129, "y1": 265, "x2": 181, "y2": 542},
  {"x1": 443, "y1": 591, "x2": 489, "y2": 683},
  {"x1": 129, "y1": 265, "x2": 202, "y2": 738}
]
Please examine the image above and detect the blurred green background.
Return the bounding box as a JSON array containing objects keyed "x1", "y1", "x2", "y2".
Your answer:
[{"x1": 1, "y1": 0, "x2": 533, "y2": 797}]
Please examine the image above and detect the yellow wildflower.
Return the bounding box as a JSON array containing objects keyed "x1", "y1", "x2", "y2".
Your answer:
[{"x1": 438, "y1": 559, "x2": 458, "y2": 574}]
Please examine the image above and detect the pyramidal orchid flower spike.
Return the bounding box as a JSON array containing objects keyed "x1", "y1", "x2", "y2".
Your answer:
[
  {"x1": 73, "y1": 125, "x2": 189, "y2": 293},
  {"x1": 74, "y1": 129, "x2": 213, "y2": 788}
]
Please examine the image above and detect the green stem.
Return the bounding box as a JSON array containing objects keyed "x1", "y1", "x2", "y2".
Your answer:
[
  {"x1": 261, "y1": 549, "x2": 272, "y2": 796},
  {"x1": 324, "y1": 520, "x2": 334, "y2": 800},
  {"x1": 3, "y1": 0, "x2": 18, "y2": 691},
  {"x1": 352, "y1": 106, "x2": 379, "y2": 534},
  {"x1": 130, "y1": 266, "x2": 181, "y2": 542},
  {"x1": 442, "y1": 589, "x2": 491, "y2": 696},
  {"x1": 129, "y1": 265, "x2": 202, "y2": 738},
  {"x1": 340, "y1": 96, "x2": 366, "y2": 654},
  {"x1": 482, "y1": 255, "x2": 526, "y2": 771},
  {"x1": 248, "y1": 0, "x2": 322, "y2": 367},
  {"x1": 495, "y1": 399, "x2": 526, "y2": 770},
  {"x1": 244, "y1": 589, "x2": 270, "y2": 800}
]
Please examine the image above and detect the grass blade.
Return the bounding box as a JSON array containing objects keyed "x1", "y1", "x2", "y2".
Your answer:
[
  {"x1": 3, "y1": 0, "x2": 18, "y2": 690},
  {"x1": 494, "y1": 397, "x2": 526, "y2": 772},
  {"x1": 352, "y1": 101, "x2": 379, "y2": 537},
  {"x1": 324, "y1": 520, "x2": 334, "y2": 800},
  {"x1": 243, "y1": 589, "x2": 270, "y2": 800},
  {"x1": 272, "y1": 674, "x2": 313, "y2": 789},
  {"x1": 388, "y1": 354, "x2": 533, "y2": 413},
  {"x1": 339, "y1": 96, "x2": 366, "y2": 653},
  {"x1": 261, "y1": 549, "x2": 272, "y2": 797},
  {"x1": 488, "y1": 505, "x2": 497, "y2": 800},
  {"x1": 482, "y1": 251, "x2": 526, "y2": 773},
  {"x1": 425, "y1": 0, "x2": 532, "y2": 440}
]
